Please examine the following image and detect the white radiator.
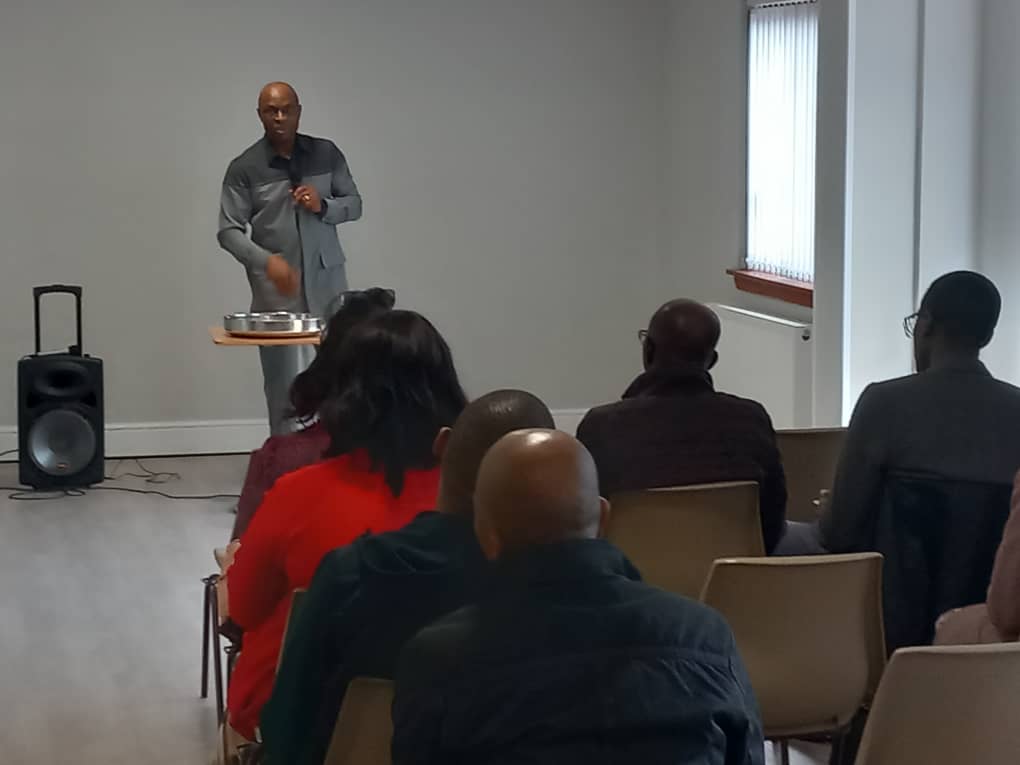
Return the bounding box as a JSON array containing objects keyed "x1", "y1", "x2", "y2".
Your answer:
[{"x1": 709, "y1": 304, "x2": 813, "y2": 429}]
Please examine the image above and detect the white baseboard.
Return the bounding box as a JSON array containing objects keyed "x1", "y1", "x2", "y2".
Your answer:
[{"x1": 0, "y1": 408, "x2": 590, "y2": 459}]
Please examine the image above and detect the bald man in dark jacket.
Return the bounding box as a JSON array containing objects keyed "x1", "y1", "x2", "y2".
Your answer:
[
  {"x1": 392, "y1": 430, "x2": 764, "y2": 765},
  {"x1": 578, "y1": 300, "x2": 787, "y2": 552}
]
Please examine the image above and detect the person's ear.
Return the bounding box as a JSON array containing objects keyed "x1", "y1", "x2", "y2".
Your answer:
[
  {"x1": 707, "y1": 350, "x2": 719, "y2": 370},
  {"x1": 473, "y1": 514, "x2": 502, "y2": 561},
  {"x1": 643, "y1": 338, "x2": 655, "y2": 369},
  {"x1": 596, "y1": 497, "x2": 611, "y2": 539},
  {"x1": 432, "y1": 427, "x2": 452, "y2": 461}
]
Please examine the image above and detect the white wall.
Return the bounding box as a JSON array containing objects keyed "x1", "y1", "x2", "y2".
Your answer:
[
  {"x1": 842, "y1": 0, "x2": 992, "y2": 413},
  {"x1": 841, "y1": 0, "x2": 922, "y2": 412},
  {"x1": 918, "y1": 0, "x2": 982, "y2": 288},
  {"x1": 0, "y1": 0, "x2": 667, "y2": 451},
  {"x1": 813, "y1": 0, "x2": 851, "y2": 426},
  {"x1": 978, "y1": 0, "x2": 1020, "y2": 383}
]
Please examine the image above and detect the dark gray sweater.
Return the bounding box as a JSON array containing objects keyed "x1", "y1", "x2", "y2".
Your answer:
[{"x1": 821, "y1": 359, "x2": 1020, "y2": 551}]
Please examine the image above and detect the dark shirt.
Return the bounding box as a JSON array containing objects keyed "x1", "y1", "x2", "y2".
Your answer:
[
  {"x1": 577, "y1": 366, "x2": 787, "y2": 552},
  {"x1": 821, "y1": 359, "x2": 1020, "y2": 552},
  {"x1": 392, "y1": 538, "x2": 764, "y2": 765},
  {"x1": 260, "y1": 511, "x2": 486, "y2": 765}
]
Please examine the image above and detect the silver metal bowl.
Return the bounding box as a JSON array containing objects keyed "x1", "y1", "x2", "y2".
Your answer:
[{"x1": 223, "y1": 312, "x2": 324, "y2": 335}]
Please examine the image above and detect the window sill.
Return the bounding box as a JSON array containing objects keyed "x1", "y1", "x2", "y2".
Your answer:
[{"x1": 727, "y1": 269, "x2": 814, "y2": 308}]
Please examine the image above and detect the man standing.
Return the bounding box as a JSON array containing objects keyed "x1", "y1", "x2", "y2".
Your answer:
[{"x1": 218, "y1": 82, "x2": 362, "y2": 434}]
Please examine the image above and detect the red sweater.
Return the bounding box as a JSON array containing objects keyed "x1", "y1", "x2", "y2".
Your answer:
[{"x1": 226, "y1": 452, "x2": 441, "y2": 739}]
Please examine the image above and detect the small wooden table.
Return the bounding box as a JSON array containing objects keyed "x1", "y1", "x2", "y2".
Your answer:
[{"x1": 208, "y1": 326, "x2": 321, "y2": 347}]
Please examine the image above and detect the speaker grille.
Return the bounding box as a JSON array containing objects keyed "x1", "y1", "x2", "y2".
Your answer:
[{"x1": 27, "y1": 409, "x2": 98, "y2": 477}]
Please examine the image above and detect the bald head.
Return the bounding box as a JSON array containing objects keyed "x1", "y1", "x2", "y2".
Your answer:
[
  {"x1": 258, "y1": 81, "x2": 300, "y2": 107},
  {"x1": 644, "y1": 299, "x2": 721, "y2": 371},
  {"x1": 257, "y1": 82, "x2": 302, "y2": 150},
  {"x1": 436, "y1": 390, "x2": 555, "y2": 518},
  {"x1": 474, "y1": 429, "x2": 607, "y2": 560}
]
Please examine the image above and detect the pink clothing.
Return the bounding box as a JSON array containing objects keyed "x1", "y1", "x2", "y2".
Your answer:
[
  {"x1": 231, "y1": 422, "x2": 330, "y2": 540},
  {"x1": 986, "y1": 470, "x2": 1020, "y2": 640}
]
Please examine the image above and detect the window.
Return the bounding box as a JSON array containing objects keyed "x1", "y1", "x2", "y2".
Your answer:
[{"x1": 745, "y1": 0, "x2": 819, "y2": 286}]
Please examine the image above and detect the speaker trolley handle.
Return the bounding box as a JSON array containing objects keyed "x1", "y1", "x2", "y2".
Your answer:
[{"x1": 33, "y1": 284, "x2": 84, "y2": 356}]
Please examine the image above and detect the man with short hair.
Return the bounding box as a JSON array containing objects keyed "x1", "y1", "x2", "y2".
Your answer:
[
  {"x1": 259, "y1": 390, "x2": 555, "y2": 765},
  {"x1": 218, "y1": 81, "x2": 362, "y2": 434},
  {"x1": 577, "y1": 299, "x2": 787, "y2": 552},
  {"x1": 392, "y1": 430, "x2": 764, "y2": 765},
  {"x1": 820, "y1": 271, "x2": 1020, "y2": 551}
]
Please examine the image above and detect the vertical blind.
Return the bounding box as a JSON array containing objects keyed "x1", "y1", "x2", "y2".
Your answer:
[{"x1": 746, "y1": 0, "x2": 818, "y2": 283}]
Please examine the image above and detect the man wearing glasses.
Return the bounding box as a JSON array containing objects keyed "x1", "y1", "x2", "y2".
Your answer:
[
  {"x1": 820, "y1": 271, "x2": 1020, "y2": 556},
  {"x1": 218, "y1": 81, "x2": 362, "y2": 434}
]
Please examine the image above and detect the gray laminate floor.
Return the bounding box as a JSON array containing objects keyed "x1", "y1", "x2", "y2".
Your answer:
[
  {"x1": 0, "y1": 455, "x2": 245, "y2": 765},
  {"x1": 0, "y1": 455, "x2": 828, "y2": 765}
]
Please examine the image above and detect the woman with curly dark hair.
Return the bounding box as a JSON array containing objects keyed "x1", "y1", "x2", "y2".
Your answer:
[
  {"x1": 230, "y1": 288, "x2": 395, "y2": 539},
  {"x1": 224, "y1": 309, "x2": 466, "y2": 743}
]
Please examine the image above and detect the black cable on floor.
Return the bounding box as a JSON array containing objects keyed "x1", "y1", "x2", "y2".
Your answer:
[
  {"x1": 0, "y1": 487, "x2": 238, "y2": 505},
  {"x1": 3, "y1": 457, "x2": 240, "y2": 501},
  {"x1": 105, "y1": 457, "x2": 182, "y2": 485}
]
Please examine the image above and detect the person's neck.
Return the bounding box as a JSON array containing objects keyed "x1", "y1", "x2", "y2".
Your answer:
[
  {"x1": 434, "y1": 491, "x2": 473, "y2": 518},
  {"x1": 925, "y1": 347, "x2": 980, "y2": 371},
  {"x1": 646, "y1": 358, "x2": 710, "y2": 376},
  {"x1": 268, "y1": 134, "x2": 296, "y2": 158}
]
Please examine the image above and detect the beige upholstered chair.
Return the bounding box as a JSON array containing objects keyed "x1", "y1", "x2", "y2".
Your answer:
[
  {"x1": 854, "y1": 643, "x2": 1020, "y2": 765},
  {"x1": 323, "y1": 677, "x2": 395, "y2": 765},
  {"x1": 607, "y1": 482, "x2": 763, "y2": 599},
  {"x1": 701, "y1": 554, "x2": 885, "y2": 765},
  {"x1": 776, "y1": 427, "x2": 847, "y2": 522}
]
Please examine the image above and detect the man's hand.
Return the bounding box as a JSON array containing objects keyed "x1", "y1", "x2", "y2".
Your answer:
[
  {"x1": 293, "y1": 185, "x2": 324, "y2": 214},
  {"x1": 265, "y1": 254, "x2": 299, "y2": 297}
]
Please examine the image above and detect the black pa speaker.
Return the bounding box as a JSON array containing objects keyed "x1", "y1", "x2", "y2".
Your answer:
[{"x1": 18, "y1": 285, "x2": 105, "y2": 489}]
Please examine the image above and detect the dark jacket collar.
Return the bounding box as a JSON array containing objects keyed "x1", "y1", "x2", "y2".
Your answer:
[
  {"x1": 623, "y1": 363, "x2": 715, "y2": 399},
  {"x1": 262, "y1": 132, "x2": 311, "y2": 163},
  {"x1": 490, "y1": 538, "x2": 641, "y2": 589},
  {"x1": 923, "y1": 358, "x2": 991, "y2": 378}
]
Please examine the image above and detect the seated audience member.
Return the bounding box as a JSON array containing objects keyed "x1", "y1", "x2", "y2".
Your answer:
[
  {"x1": 820, "y1": 271, "x2": 1020, "y2": 552},
  {"x1": 392, "y1": 429, "x2": 764, "y2": 765},
  {"x1": 577, "y1": 299, "x2": 787, "y2": 552},
  {"x1": 224, "y1": 310, "x2": 467, "y2": 744},
  {"x1": 230, "y1": 287, "x2": 395, "y2": 540},
  {"x1": 260, "y1": 390, "x2": 556, "y2": 765},
  {"x1": 935, "y1": 468, "x2": 1020, "y2": 644}
]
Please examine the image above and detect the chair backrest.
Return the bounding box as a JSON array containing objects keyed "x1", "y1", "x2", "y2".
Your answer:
[
  {"x1": 701, "y1": 554, "x2": 886, "y2": 738},
  {"x1": 855, "y1": 643, "x2": 1020, "y2": 765},
  {"x1": 607, "y1": 482, "x2": 763, "y2": 598},
  {"x1": 876, "y1": 473, "x2": 1012, "y2": 653},
  {"x1": 323, "y1": 677, "x2": 394, "y2": 765},
  {"x1": 776, "y1": 428, "x2": 847, "y2": 522}
]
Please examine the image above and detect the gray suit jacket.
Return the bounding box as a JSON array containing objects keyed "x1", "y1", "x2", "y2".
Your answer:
[
  {"x1": 820, "y1": 360, "x2": 1020, "y2": 552},
  {"x1": 217, "y1": 134, "x2": 361, "y2": 316}
]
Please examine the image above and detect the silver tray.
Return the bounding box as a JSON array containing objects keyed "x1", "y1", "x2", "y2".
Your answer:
[{"x1": 223, "y1": 312, "x2": 324, "y2": 336}]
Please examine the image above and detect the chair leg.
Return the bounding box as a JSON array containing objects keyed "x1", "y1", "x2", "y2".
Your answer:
[
  {"x1": 210, "y1": 574, "x2": 226, "y2": 724},
  {"x1": 779, "y1": 740, "x2": 791, "y2": 765},
  {"x1": 201, "y1": 575, "x2": 213, "y2": 699}
]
